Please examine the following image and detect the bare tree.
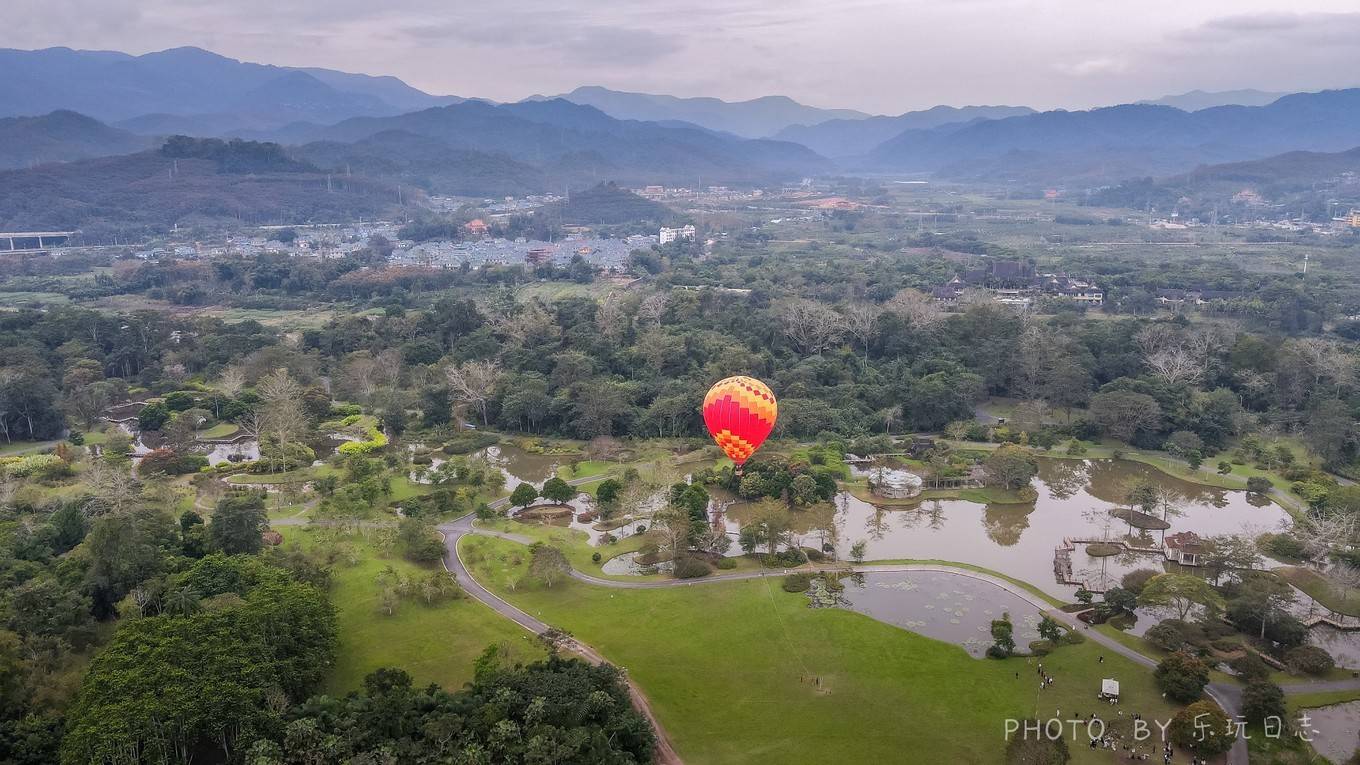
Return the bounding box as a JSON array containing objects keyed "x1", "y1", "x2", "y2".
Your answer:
[
  {"x1": 445, "y1": 360, "x2": 503, "y2": 427},
  {"x1": 1293, "y1": 338, "x2": 1356, "y2": 394},
  {"x1": 488, "y1": 301, "x2": 558, "y2": 345},
  {"x1": 1298, "y1": 510, "x2": 1360, "y2": 563},
  {"x1": 83, "y1": 461, "x2": 141, "y2": 516},
  {"x1": 841, "y1": 302, "x2": 880, "y2": 359},
  {"x1": 779, "y1": 299, "x2": 844, "y2": 355},
  {"x1": 256, "y1": 368, "x2": 309, "y2": 447},
  {"x1": 637, "y1": 292, "x2": 669, "y2": 327},
  {"x1": 1145, "y1": 347, "x2": 1205, "y2": 386},
  {"x1": 217, "y1": 366, "x2": 246, "y2": 397},
  {"x1": 596, "y1": 292, "x2": 629, "y2": 343},
  {"x1": 885, "y1": 288, "x2": 945, "y2": 333}
]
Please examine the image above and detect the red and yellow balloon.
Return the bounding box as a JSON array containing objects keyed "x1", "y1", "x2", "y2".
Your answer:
[{"x1": 702, "y1": 376, "x2": 777, "y2": 466}]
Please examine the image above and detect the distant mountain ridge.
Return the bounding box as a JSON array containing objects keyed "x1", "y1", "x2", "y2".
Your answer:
[
  {"x1": 0, "y1": 46, "x2": 462, "y2": 129},
  {"x1": 866, "y1": 89, "x2": 1360, "y2": 181},
  {"x1": 526, "y1": 86, "x2": 872, "y2": 138},
  {"x1": 773, "y1": 105, "x2": 1036, "y2": 158},
  {"x1": 1137, "y1": 89, "x2": 1289, "y2": 111},
  {"x1": 286, "y1": 98, "x2": 828, "y2": 186}
]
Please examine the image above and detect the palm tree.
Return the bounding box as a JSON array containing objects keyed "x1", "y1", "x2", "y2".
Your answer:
[{"x1": 162, "y1": 587, "x2": 201, "y2": 617}]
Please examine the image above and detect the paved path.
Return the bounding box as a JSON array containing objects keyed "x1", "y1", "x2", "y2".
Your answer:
[{"x1": 438, "y1": 511, "x2": 683, "y2": 765}]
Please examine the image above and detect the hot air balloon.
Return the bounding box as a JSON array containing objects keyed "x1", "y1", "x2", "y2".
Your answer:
[{"x1": 702, "y1": 376, "x2": 777, "y2": 471}]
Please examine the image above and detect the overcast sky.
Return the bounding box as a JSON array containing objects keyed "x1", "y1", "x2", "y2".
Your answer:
[{"x1": 6, "y1": 0, "x2": 1360, "y2": 113}]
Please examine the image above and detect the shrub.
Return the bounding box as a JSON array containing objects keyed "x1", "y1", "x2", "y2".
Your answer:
[
  {"x1": 138, "y1": 449, "x2": 208, "y2": 476},
  {"x1": 5, "y1": 453, "x2": 70, "y2": 479},
  {"x1": 1246, "y1": 476, "x2": 1272, "y2": 494},
  {"x1": 715, "y1": 557, "x2": 737, "y2": 570},
  {"x1": 1285, "y1": 645, "x2": 1335, "y2": 675},
  {"x1": 1120, "y1": 568, "x2": 1159, "y2": 595},
  {"x1": 338, "y1": 426, "x2": 389, "y2": 455},
  {"x1": 1228, "y1": 653, "x2": 1271, "y2": 682},
  {"x1": 1028, "y1": 640, "x2": 1055, "y2": 657},
  {"x1": 591, "y1": 552, "x2": 602, "y2": 564},
  {"x1": 673, "y1": 557, "x2": 711, "y2": 579},
  {"x1": 329, "y1": 403, "x2": 362, "y2": 418},
  {"x1": 1258, "y1": 533, "x2": 1308, "y2": 562},
  {"x1": 1059, "y1": 630, "x2": 1085, "y2": 645},
  {"x1": 782, "y1": 573, "x2": 812, "y2": 592}
]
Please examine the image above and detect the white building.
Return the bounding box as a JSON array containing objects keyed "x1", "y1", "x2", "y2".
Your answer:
[{"x1": 659, "y1": 224, "x2": 696, "y2": 244}]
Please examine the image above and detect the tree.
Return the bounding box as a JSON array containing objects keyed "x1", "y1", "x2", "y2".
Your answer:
[
  {"x1": 1037, "y1": 615, "x2": 1062, "y2": 643},
  {"x1": 137, "y1": 401, "x2": 171, "y2": 431},
  {"x1": 989, "y1": 613, "x2": 1015, "y2": 658},
  {"x1": 1169, "y1": 701, "x2": 1234, "y2": 757},
  {"x1": 527, "y1": 543, "x2": 570, "y2": 587},
  {"x1": 209, "y1": 493, "x2": 269, "y2": 555},
  {"x1": 850, "y1": 540, "x2": 867, "y2": 565},
  {"x1": 256, "y1": 368, "x2": 309, "y2": 451},
  {"x1": 509, "y1": 483, "x2": 539, "y2": 508},
  {"x1": 1004, "y1": 726, "x2": 1070, "y2": 765},
  {"x1": 1199, "y1": 534, "x2": 1258, "y2": 585},
  {"x1": 1102, "y1": 586, "x2": 1137, "y2": 615},
  {"x1": 1241, "y1": 681, "x2": 1286, "y2": 725},
  {"x1": 778, "y1": 299, "x2": 844, "y2": 355},
  {"x1": 1088, "y1": 390, "x2": 1162, "y2": 443},
  {"x1": 540, "y1": 477, "x2": 575, "y2": 504},
  {"x1": 841, "y1": 302, "x2": 880, "y2": 359},
  {"x1": 595, "y1": 478, "x2": 623, "y2": 505},
  {"x1": 445, "y1": 360, "x2": 502, "y2": 427},
  {"x1": 1138, "y1": 573, "x2": 1224, "y2": 620},
  {"x1": 1155, "y1": 651, "x2": 1210, "y2": 702},
  {"x1": 981, "y1": 445, "x2": 1039, "y2": 490}
]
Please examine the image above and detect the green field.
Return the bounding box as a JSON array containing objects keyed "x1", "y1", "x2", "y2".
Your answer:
[
  {"x1": 460, "y1": 535, "x2": 1186, "y2": 765},
  {"x1": 287, "y1": 529, "x2": 545, "y2": 695}
]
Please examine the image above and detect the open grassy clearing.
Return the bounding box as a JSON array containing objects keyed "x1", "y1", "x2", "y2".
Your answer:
[
  {"x1": 460, "y1": 535, "x2": 1186, "y2": 765},
  {"x1": 285, "y1": 528, "x2": 545, "y2": 695}
]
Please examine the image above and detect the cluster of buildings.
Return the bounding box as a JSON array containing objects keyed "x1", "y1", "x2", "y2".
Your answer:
[
  {"x1": 1153, "y1": 288, "x2": 1247, "y2": 309},
  {"x1": 396, "y1": 234, "x2": 653, "y2": 271},
  {"x1": 931, "y1": 260, "x2": 1105, "y2": 307},
  {"x1": 133, "y1": 222, "x2": 404, "y2": 261}
]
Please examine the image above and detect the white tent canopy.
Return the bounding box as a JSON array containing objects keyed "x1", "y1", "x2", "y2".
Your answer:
[{"x1": 1100, "y1": 679, "x2": 1120, "y2": 698}]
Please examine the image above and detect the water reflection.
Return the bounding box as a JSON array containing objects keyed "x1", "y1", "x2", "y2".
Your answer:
[
  {"x1": 714, "y1": 459, "x2": 1287, "y2": 598},
  {"x1": 839, "y1": 571, "x2": 1043, "y2": 657}
]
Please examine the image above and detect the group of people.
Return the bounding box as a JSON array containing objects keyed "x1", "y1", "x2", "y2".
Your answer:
[{"x1": 1036, "y1": 662, "x2": 1056, "y2": 690}]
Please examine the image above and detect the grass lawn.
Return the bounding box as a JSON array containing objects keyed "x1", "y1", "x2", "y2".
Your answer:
[
  {"x1": 286, "y1": 529, "x2": 545, "y2": 695},
  {"x1": 461, "y1": 535, "x2": 1186, "y2": 765},
  {"x1": 226, "y1": 465, "x2": 337, "y2": 485},
  {"x1": 556, "y1": 459, "x2": 617, "y2": 481},
  {"x1": 1274, "y1": 567, "x2": 1360, "y2": 618},
  {"x1": 196, "y1": 422, "x2": 239, "y2": 439},
  {"x1": 473, "y1": 518, "x2": 658, "y2": 580}
]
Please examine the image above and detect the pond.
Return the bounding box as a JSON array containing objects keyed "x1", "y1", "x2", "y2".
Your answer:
[
  {"x1": 714, "y1": 458, "x2": 1288, "y2": 599},
  {"x1": 1303, "y1": 699, "x2": 1360, "y2": 764},
  {"x1": 839, "y1": 571, "x2": 1044, "y2": 657}
]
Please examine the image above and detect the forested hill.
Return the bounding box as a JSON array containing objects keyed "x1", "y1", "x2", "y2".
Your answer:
[
  {"x1": 0, "y1": 110, "x2": 153, "y2": 169},
  {"x1": 0, "y1": 137, "x2": 398, "y2": 237}
]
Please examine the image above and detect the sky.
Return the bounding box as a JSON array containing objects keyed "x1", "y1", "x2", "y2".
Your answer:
[{"x1": 6, "y1": 0, "x2": 1360, "y2": 113}]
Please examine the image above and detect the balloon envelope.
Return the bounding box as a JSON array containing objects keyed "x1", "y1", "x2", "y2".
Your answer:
[{"x1": 702, "y1": 376, "x2": 777, "y2": 465}]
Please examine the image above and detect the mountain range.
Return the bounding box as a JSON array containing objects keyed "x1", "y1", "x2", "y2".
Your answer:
[
  {"x1": 867, "y1": 89, "x2": 1360, "y2": 181},
  {"x1": 1137, "y1": 89, "x2": 1288, "y2": 112},
  {"x1": 0, "y1": 46, "x2": 461, "y2": 130},
  {"x1": 772, "y1": 105, "x2": 1036, "y2": 158},
  {"x1": 523, "y1": 86, "x2": 870, "y2": 138},
  {"x1": 0, "y1": 110, "x2": 152, "y2": 170}
]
